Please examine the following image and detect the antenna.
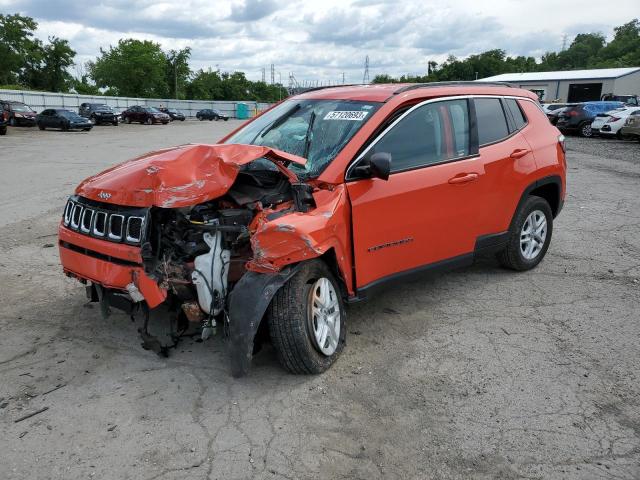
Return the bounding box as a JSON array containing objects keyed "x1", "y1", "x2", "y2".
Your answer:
[{"x1": 363, "y1": 55, "x2": 370, "y2": 84}]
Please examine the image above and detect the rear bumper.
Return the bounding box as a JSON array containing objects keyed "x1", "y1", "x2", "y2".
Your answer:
[{"x1": 58, "y1": 225, "x2": 167, "y2": 308}]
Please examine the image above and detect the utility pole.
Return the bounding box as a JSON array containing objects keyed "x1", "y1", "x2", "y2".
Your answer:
[
  {"x1": 270, "y1": 64, "x2": 275, "y2": 85},
  {"x1": 261, "y1": 67, "x2": 266, "y2": 83},
  {"x1": 561, "y1": 34, "x2": 568, "y2": 51},
  {"x1": 174, "y1": 58, "x2": 178, "y2": 99},
  {"x1": 363, "y1": 55, "x2": 370, "y2": 84},
  {"x1": 342, "y1": 72, "x2": 345, "y2": 84}
]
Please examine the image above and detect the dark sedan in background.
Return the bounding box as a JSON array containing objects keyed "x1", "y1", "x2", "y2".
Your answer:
[
  {"x1": 37, "y1": 109, "x2": 93, "y2": 131},
  {"x1": 196, "y1": 108, "x2": 229, "y2": 121},
  {"x1": 1, "y1": 100, "x2": 37, "y2": 126},
  {"x1": 159, "y1": 107, "x2": 185, "y2": 121},
  {"x1": 79, "y1": 103, "x2": 119, "y2": 125},
  {"x1": 121, "y1": 106, "x2": 170, "y2": 125}
]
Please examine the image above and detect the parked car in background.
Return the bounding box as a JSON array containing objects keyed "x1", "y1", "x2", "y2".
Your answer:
[
  {"x1": 1, "y1": 100, "x2": 37, "y2": 126},
  {"x1": 591, "y1": 106, "x2": 640, "y2": 138},
  {"x1": 121, "y1": 106, "x2": 170, "y2": 125},
  {"x1": 0, "y1": 109, "x2": 8, "y2": 135},
  {"x1": 196, "y1": 109, "x2": 229, "y2": 121},
  {"x1": 79, "y1": 103, "x2": 119, "y2": 125},
  {"x1": 159, "y1": 108, "x2": 185, "y2": 121},
  {"x1": 621, "y1": 111, "x2": 640, "y2": 141},
  {"x1": 58, "y1": 83, "x2": 566, "y2": 376},
  {"x1": 545, "y1": 105, "x2": 574, "y2": 126},
  {"x1": 37, "y1": 109, "x2": 93, "y2": 131},
  {"x1": 556, "y1": 101, "x2": 625, "y2": 137},
  {"x1": 541, "y1": 103, "x2": 570, "y2": 114},
  {"x1": 601, "y1": 93, "x2": 639, "y2": 106}
]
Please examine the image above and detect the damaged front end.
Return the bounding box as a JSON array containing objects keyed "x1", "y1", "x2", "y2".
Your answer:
[{"x1": 59, "y1": 143, "x2": 350, "y2": 375}]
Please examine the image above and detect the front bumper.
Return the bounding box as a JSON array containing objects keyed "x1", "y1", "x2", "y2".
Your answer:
[{"x1": 59, "y1": 225, "x2": 166, "y2": 307}]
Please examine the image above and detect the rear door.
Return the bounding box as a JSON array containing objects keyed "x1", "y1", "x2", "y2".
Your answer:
[
  {"x1": 346, "y1": 98, "x2": 486, "y2": 289},
  {"x1": 471, "y1": 97, "x2": 538, "y2": 235}
]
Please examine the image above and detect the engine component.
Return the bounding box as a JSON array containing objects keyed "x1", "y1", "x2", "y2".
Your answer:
[{"x1": 191, "y1": 231, "x2": 231, "y2": 316}]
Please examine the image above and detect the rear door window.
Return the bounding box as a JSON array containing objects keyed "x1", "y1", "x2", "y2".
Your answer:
[
  {"x1": 475, "y1": 98, "x2": 510, "y2": 145},
  {"x1": 504, "y1": 99, "x2": 528, "y2": 131}
]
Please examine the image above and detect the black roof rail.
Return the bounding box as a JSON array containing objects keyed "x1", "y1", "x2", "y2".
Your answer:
[
  {"x1": 293, "y1": 83, "x2": 363, "y2": 94},
  {"x1": 393, "y1": 81, "x2": 515, "y2": 94}
]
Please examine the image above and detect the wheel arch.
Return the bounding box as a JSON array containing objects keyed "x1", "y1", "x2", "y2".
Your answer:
[{"x1": 513, "y1": 176, "x2": 563, "y2": 225}]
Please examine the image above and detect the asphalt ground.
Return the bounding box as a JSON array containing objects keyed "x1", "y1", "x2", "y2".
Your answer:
[{"x1": 0, "y1": 122, "x2": 639, "y2": 479}]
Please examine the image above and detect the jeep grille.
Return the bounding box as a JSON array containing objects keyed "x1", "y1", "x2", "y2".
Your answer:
[{"x1": 62, "y1": 196, "x2": 147, "y2": 245}]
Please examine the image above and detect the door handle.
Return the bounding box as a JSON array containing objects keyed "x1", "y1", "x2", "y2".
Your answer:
[
  {"x1": 448, "y1": 173, "x2": 479, "y2": 184},
  {"x1": 510, "y1": 148, "x2": 531, "y2": 159}
]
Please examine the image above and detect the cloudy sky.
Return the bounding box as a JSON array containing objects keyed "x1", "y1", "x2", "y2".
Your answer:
[{"x1": 0, "y1": 0, "x2": 636, "y2": 84}]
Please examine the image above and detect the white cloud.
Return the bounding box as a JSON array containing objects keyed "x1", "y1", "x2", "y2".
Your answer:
[{"x1": 2, "y1": 0, "x2": 636, "y2": 83}]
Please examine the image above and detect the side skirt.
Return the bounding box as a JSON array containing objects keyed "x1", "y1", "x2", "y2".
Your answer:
[{"x1": 348, "y1": 231, "x2": 508, "y2": 303}]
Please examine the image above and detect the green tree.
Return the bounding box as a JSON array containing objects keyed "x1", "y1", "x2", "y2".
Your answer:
[
  {"x1": 89, "y1": 39, "x2": 168, "y2": 97},
  {"x1": 165, "y1": 47, "x2": 191, "y2": 99},
  {"x1": 36, "y1": 37, "x2": 76, "y2": 91},
  {"x1": 0, "y1": 13, "x2": 40, "y2": 85},
  {"x1": 596, "y1": 19, "x2": 640, "y2": 67}
]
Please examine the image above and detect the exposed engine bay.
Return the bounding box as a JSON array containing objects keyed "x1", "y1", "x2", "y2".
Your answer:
[{"x1": 129, "y1": 169, "x2": 314, "y2": 350}]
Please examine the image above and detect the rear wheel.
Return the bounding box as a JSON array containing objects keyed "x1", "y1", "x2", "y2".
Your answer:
[
  {"x1": 497, "y1": 195, "x2": 553, "y2": 271},
  {"x1": 579, "y1": 122, "x2": 593, "y2": 137},
  {"x1": 125, "y1": 116, "x2": 131, "y2": 124},
  {"x1": 268, "y1": 260, "x2": 346, "y2": 374},
  {"x1": 0, "y1": 126, "x2": 6, "y2": 135}
]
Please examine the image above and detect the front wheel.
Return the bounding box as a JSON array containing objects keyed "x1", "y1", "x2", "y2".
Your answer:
[
  {"x1": 125, "y1": 116, "x2": 131, "y2": 124},
  {"x1": 145, "y1": 117, "x2": 153, "y2": 125},
  {"x1": 38, "y1": 124, "x2": 45, "y2": 130},
  {"x1": 268, "y1": 260, "x2": 346, "y2": 374},
  {"x1": 579, "y1": 122, "x2": 593, "y2": 137},
  {"x1": 497, "y1": 195, "x2": 553, "y2": 271}
]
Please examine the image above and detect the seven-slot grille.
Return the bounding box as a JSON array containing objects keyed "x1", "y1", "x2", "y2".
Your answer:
[{"x1": 63, "y1": 197, "x2": 147, "y2": 245}]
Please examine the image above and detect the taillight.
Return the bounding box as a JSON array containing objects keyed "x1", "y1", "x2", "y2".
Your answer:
[
  {"x1": 558, "y1": 134, "x2": 566, "y2": 153},
  {"x1": 607, "y1": 116, "x2": 620, "y2": 123}
]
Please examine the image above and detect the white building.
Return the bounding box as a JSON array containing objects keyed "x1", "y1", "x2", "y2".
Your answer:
[{"x1": 480, "y1": 67, "x2": 640, "y2": 102}]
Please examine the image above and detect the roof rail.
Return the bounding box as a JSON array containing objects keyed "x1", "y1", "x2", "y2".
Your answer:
[
  {"x1": 293, "y1": 84, "x2": 363, "y2": 94},
  {"x1": 393, "y1": 81, "x2": 515, "y2": 94}
]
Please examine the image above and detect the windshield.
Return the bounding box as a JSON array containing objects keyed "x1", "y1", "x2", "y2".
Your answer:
[
  {"x1": 225, "y1": 99, "x2": 381, "y2": 179},
  {"x1": 145, "y1": 107, "x2": 160, "y2": 113},
  {"x1": 60, "y1": 111, "x2": 84, "y2": 120},
  {"x1": 12, "y1": 104, "x2": 34, "y2": 112},
  {"x1": 93, "y1": 104, "x2": 112, "y2": 111}
]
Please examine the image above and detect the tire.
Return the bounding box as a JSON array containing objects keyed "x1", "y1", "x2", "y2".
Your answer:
[
  {"x1": 62, "y1": 121, "x2": 70, "y2": 132},
  {"x1": 180, "y1": 118, "x2": 185, "y2": 121},
  {"x1": 198, "y1": 116, "x2": 203, "y2": 121},
  {"x1": 579, "y1": 122, "x2": 593, "y2": 138},
  {"x1": 224, "y1": 118, "x2": 229, "y2": 121},
  {"x1": 497, "y1": 195, "x2": 553, "y2": 271},
  {"x1": 82, "y1": 128, "x2": 91, "y2": 131},
  {"x1": 145, "y1": 117, "x2": 153, "y2": 125},
  {"x1": 89, "y1": 116, "x2": 96, "y2": 125},
  {"x1": 125, "y1": 116, "x2": 131, "y2": 124},
  {"x1": 9, "y1": 117, "x2": 16, "y2": 126},
  {"x1": 268, "y1": 260, "x2": 346, "y2": 374},
  {"x1": 0, "y1": 126, "x2": 6, "y2": 135},
  {"x1": 113, "y1": 120, "x2": 119, "y2": 126},
  {"x1": 38, "y1": 124, "x2": 45, "y2": 131}
]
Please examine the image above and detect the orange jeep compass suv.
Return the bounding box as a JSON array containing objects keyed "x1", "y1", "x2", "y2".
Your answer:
[{"x1": 58, "y1": 83, "x2": 567, "y2": 376}]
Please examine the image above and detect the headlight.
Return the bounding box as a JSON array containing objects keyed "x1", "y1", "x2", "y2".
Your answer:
[{"x1": 14, "y1": 113, "x2": 23, "y2": 118}]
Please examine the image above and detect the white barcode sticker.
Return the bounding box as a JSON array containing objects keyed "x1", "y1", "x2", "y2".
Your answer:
[{"x1": 324, "y1": 111, "x2": 369, "y2": 121}]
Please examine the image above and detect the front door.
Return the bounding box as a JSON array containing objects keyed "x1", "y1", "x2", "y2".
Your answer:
[{"x1": 346, "y1": 98, "x2": 485, "y2": 289}]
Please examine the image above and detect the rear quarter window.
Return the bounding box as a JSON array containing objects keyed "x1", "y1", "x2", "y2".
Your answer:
[
  {"x1": 475, "y1": 98, "x2": 509, "y2": 145},
  {"x1": 505, "y1": 99, "x2": 527, "y2": 130}
]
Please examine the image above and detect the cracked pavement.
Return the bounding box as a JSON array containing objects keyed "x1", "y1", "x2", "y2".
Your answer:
[{"x1": 0, "y1": 123, "x2": 639, "y2": 479}]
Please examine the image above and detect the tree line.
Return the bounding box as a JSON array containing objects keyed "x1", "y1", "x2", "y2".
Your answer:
[
  {"x1": 0, "y1": 13, "x2": 287, "y2": 101},
  {"x1": 373, "y1": 19, "x2": 640, "y2": 84}
]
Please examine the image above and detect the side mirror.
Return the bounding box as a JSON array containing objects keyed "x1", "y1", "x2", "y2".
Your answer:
[
  {"x1": 369, "y1": 152, "x2": 391, "y2": 181},
  {"x1": 352, "y1": 152, "x2": 392, "y2": 181}
]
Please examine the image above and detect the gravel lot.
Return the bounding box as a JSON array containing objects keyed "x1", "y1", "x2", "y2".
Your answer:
[{"x1": 0, "y1": 123, "x2": 639, "y2": 480}]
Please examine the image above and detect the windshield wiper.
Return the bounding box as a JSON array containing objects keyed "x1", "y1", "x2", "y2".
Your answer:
[
  {"x1": 302, "y1": 110, "x2": 316, "y2": 159},
  {"x1": 255, "y1": 103, "x2": 301, "y2": 141}
]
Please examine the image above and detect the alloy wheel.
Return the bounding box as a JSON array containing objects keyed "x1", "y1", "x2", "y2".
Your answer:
[
  {"x1": 308, "y1": 277, "x2": 341, "y2": 356},
  {"x1": 520, "y1": 210, "x2": 547, "y2": 260}
]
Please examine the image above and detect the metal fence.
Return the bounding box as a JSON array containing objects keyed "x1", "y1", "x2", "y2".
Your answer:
[{"x1": 0, "y1": 89, "x2": 274, "y2": 119}]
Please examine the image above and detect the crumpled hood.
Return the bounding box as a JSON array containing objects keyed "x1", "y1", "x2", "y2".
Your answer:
[{"x1": 75, "y1": 144, "x2": 307, "y2": 208}]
